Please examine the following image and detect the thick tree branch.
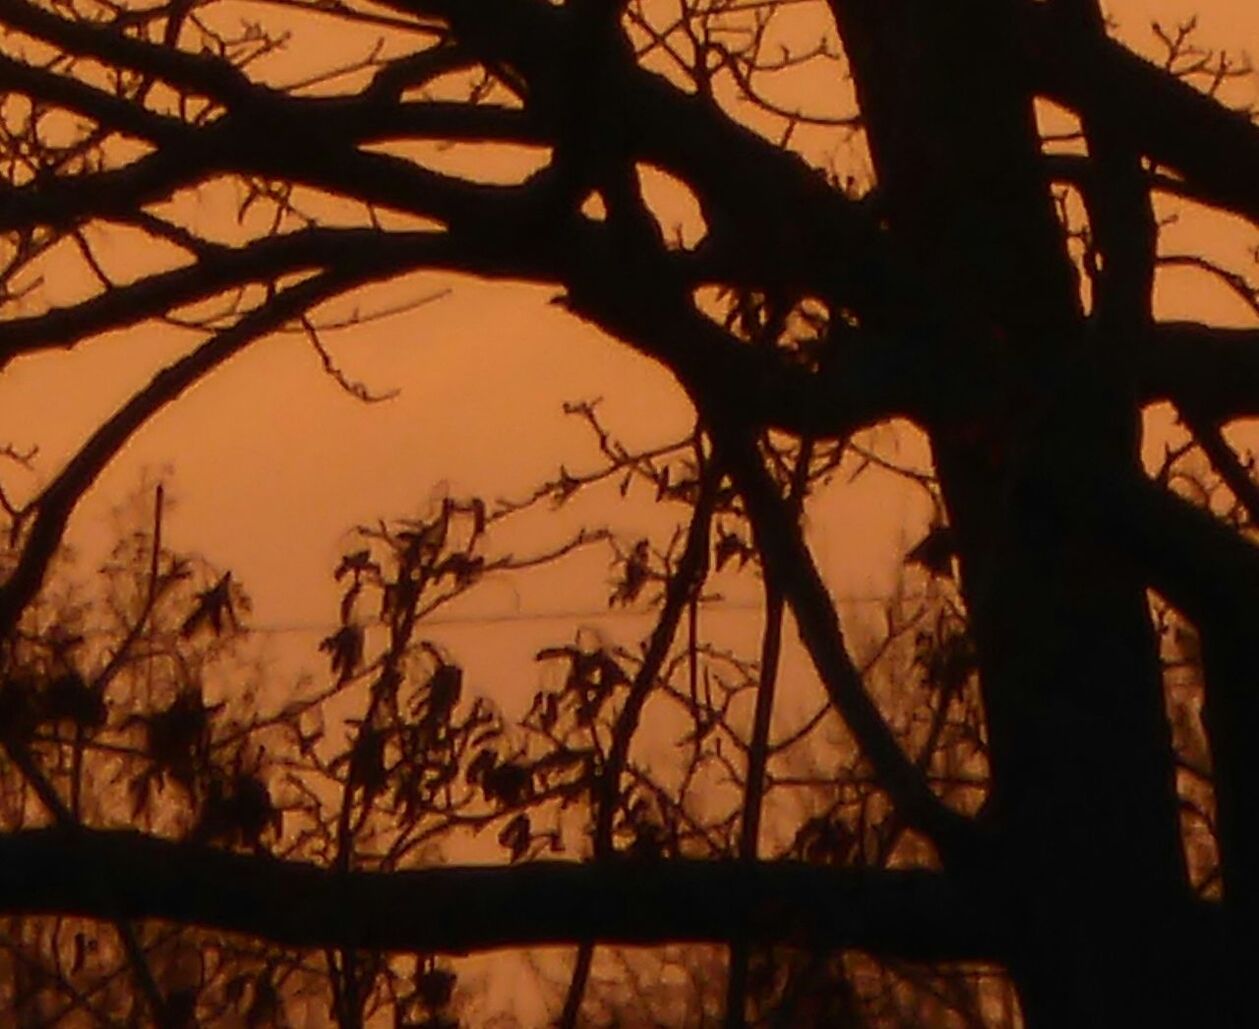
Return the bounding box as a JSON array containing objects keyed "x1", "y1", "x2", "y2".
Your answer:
[
  {"x1": 312, "y1": 99, "x2": 542, "y2": 146},
  {"x1": 1050, "y1": 0, "x2": 1155, "y2": 337},
  {"x1": 1124, "y1": 479, "x2": 1259, "y2": 632},
  {"x1": 1043, "y1": 153, "x2": 1228, "y2": 224},
  {"x1": 1029, "y1": 5, "x2": 1259, "y2": 226},
  {"x1": 2, "y1": 0, "x2": 903, "y2": 322},
  {"x1": 0, "y1": 141, "x2": 217, "y2": 234},
  {"x1": 1035, "y1": 460, "x2": 1259, "y2": 637},
  {"x1": 1140, "y1": 322, "x2": 1259, "y2": 422},
  {"x1": 556, "y1": 219, "x2": 932, "y2": 439},
  {"x1": 0, "y1": 51, "x2": 192, "y2": 145},
  {"x1": 382, "y1": 0, "x2": 900, "y2": 311},
  {"x1": 0, "y1": 47, "x2": 538, "y2": 152},
  {"x1": 0, "y1": 93, "x2": 522, "y2": 242},
  {"x1": 0, "y1": 828, "x2": 999, "y2": 962},
  {"x1": 619, "y1": 70, "x2": 895, "y2": 310}
]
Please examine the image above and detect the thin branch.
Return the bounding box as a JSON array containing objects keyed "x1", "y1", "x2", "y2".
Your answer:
[
  {"x1": 724, "y1": 438, "x2": 808, "y2": 1029},
  {"x1": 561, "y1": 450, "x2": 717, "y2": 1029},
  {"x1": 0, "y1": 266, "x2": 383, "y2": 640},
  {"x1": 715, "y1": 423, "x2": 975, "y2": 866},
  {"x1": 1174, "y1": 408, "x2": 1259, "y2": 527}
]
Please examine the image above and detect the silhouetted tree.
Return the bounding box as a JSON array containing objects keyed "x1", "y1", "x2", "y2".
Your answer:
[{"x1": 1, "y1": 1, "x2": 1258, "y2": 1025}]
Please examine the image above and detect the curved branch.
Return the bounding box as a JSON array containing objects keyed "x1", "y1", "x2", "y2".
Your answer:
[
  {"x1": 0, "y1": 265, "x2": 391, "y2": 638},
  {"x1": 0, "y1": 229, "x2": 448, "y2": 367},
  {"x1": 714, "y1": 424, "x2": 975, "y2": 865}
]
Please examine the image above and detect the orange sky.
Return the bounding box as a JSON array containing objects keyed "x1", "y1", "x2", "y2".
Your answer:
[
  {"x1": 1, "y1": 4, "x2": 1255, "y2": 1021},
  {"x1": 0, "y1": 0, "x2": 1256, "y2": 707}
]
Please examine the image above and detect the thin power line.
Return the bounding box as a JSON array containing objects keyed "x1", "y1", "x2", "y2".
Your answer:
[{"x1": 244, "y1": 594, "x2": 900, "y2": 635}]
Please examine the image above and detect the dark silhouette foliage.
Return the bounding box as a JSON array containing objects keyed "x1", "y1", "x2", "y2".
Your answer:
[{"x1": 1, "y1": 0, "x2": 1258, "y2": 1025}]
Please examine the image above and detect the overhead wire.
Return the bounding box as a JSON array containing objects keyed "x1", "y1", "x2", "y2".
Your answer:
[{"x1": 242, "y1": 592, "x2": 903, "y2": 635}]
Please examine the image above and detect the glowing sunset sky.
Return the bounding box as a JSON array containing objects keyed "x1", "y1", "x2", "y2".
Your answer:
[{"x1": 0, "y1": 0, "x2": 1254, "y2": 688}]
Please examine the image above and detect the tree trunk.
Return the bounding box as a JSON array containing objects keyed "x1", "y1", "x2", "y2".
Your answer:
[
  {"x1": 829, "y1": 2, "x2": 1225, "y2": 1022},
  {"x1": 1199, "y1": 628, "x2": 1258, "y2": 1021}
]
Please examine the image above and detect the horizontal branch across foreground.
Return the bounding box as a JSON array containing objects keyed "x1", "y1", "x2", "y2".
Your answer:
[{"x1": 0, "y1": 828, "x2": 998, "y2": 962}]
